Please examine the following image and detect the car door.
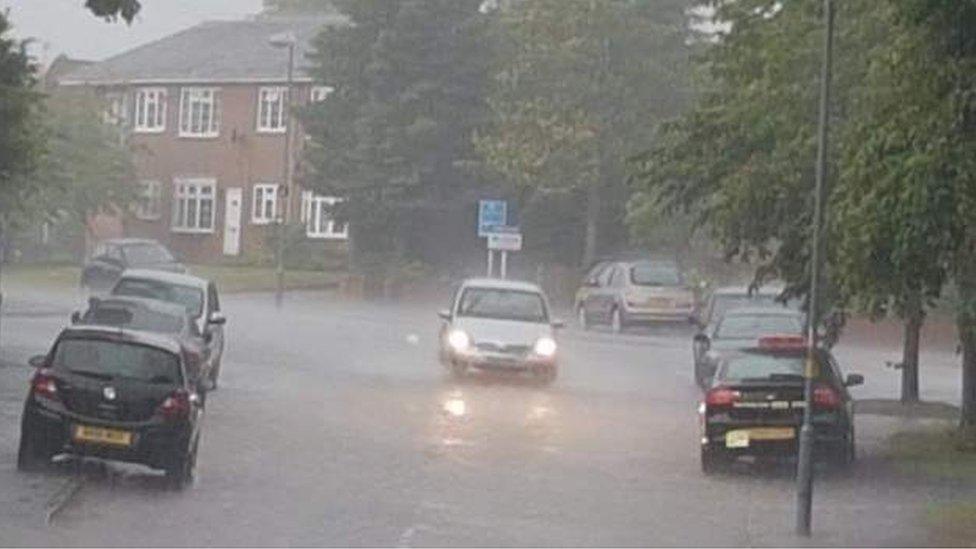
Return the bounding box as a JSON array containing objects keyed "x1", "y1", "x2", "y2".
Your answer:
[
  {"x1": 582, "y1": 264, "x2": 612, "y2": 323},
  {"x1": 576, "y1": 261, "x2": 608, "y2": 311},
  {"x1": 591, "y1": 264, "x2": 621, "y2": 323}
]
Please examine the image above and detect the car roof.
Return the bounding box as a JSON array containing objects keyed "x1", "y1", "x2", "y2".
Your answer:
[
  {"x1": 88, "y1": 295, "x2": 190, "y2": 317},
  {"x1": 118, "y1": 269, "x2": 208, "y2": 288},
  {"x1": 720, "y1": 306, "x2": 804, "y2": 318},
  {"x1": 59, "y1": 325, "x2": 185, "y2": 356},
  {"x1": 460, "y1": 277, "x2": 544, "y2": 294}
]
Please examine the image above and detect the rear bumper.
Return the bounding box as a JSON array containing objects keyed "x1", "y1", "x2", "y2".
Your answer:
[
  {"x1": 623, "y1": 308, "x2": 696, "y2": 323},
  {"x1": 23, "y1": 403, "x2": 191, "y2": 470},
  {"x1": 702, "y1": 416, "x2": 849, "y2": 456}
]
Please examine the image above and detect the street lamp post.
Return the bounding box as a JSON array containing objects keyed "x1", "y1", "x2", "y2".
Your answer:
[
  {"x1": 796, "y1": 0, "x2": 834, "y2": 537},
  {"x1": 269, "y1": 32, "x2": 296, "y2": 310}
]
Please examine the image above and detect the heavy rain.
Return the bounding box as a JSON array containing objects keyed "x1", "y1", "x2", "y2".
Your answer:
[{"x1": 0, "y1": 0, "x2": 975, "y2": 547}]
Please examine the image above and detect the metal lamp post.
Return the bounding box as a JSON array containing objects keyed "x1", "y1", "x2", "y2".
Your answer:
[
  {"x1": 269, "y1": 32, "x2": 296, "y2": 310},
  {"x1": 796, "y1": 0, "x2": 834, "y2": 537}
]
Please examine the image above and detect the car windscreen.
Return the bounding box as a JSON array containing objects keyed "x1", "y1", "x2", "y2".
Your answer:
[
  {"x1": 52, "y1": 338, "x2": 182, "y2": 384},
  {"x1": 83, "y1": 305, "x2": 184, "y2": 334},
  {"x1": 113, "y1": 279, "x2": 204, "y2": 318},
  {"x1": 457, "y1": 288, "x2": 548, "y2": 323},
  {"x1": 629, "y1": 262, "x2": 682, "y2": 287},
  {"x1": 715, "y1": 314, "x2": 804, "y2": 339},
  {"x1": 123, "y1": 243, "x2": 174, "y2": 265},
  {"x1": 720, "y1": 354, "x2": 805, "y2": 382}
]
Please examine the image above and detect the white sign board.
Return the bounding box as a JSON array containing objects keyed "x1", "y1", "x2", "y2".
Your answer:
[{"x1": 487, "y1": 232, "x2": 522, "y2": 251}]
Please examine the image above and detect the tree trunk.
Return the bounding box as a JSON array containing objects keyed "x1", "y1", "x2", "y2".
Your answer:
[
  {"x1": 958, "y1": 246, "x2": 976, "y2": 430},
  {"x1": 582, "y1": 182, "x2": 600, "y2": 268},
  {"x1": 901, "y1": 298, "x2": 923, "y2": 403}
]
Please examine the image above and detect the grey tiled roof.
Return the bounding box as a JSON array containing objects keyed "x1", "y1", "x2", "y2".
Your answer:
[{"x1": 60, "y1": 16, "x2": 347, "y2": 85}]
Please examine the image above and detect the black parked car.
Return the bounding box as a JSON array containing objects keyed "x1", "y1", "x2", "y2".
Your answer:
[
  {"x1": 17, "y1": 326, "x2": 206, "y2": 488},
  {"x1": 72, "y1": 296, "x2": 215, "y2": 389},
  {"x1": 81, "y1": 239, "x2": 186, "y2": 291},
  {"x1": 698, "y1": 335, "x2": 863, "y2": 474}
]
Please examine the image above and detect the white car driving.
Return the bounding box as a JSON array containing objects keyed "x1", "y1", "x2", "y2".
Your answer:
[{"x1": 438, "y1": 278, "x2": 563, "y2": 384}]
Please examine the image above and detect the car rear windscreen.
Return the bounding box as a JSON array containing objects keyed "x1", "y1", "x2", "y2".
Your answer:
[
  {"x1": 458, "y1": 288, "x2": 548, "y2": 323},
  {"x1": 721, "y1": 354, "x2": 805, "y2": 382},
  {"x1": 52, "y1": 339, "x2": 182, "y2": 384},
  {"x1": 84, "y1": 305, "x2": 184, "y2": 334},
  {"x1": 630, "y1": 262, "x2": 682, "y2": 286},
  {"x1": 113, "y1": 279, "x2": 203, "y2": 318},
  {"x1": 715, "y1": 314, "x2": 804, "y2": 339}
]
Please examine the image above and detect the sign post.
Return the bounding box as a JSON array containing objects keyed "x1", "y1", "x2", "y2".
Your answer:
[
  {"x1": 478, "y1": 200, "x2": 508, "y2": 277},
  {"x1": 486, "y1": 228, "x2": 522, "y2": 280}
]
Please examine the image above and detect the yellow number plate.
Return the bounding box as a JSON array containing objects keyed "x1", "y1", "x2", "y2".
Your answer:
[
  {"x1": 725, "y1": 427, "x2": 794, "y2": 448},
  {"x1": 73, "y1": 425, "x2": 133, "y2": 447}
]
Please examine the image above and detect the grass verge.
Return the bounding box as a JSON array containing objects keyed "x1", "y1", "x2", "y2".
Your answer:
[{"x1": 886, "y1": 425, "x2": 976, "y2": 546}]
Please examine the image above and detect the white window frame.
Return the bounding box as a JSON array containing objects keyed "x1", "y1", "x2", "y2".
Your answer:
[
  {"x1": 302, "y1": 192, "x2": 348, "y2": 240},
  {"x1": 171, "y1": 178, "x2": 216, "y2": 233},
  {"x1": 310, "y1": 86, "x2": 334, "y2": 103},
  {"x1": 179, "y1": 87, "x2": 220, "y2": 138},
  {"x1": 135, "y1": 180, "x2": 163, "y2": 221},
  {"x1": 134, "y1": 87, "x2": 167, "y2": 133},
  {"x1": 256, "y1": 86, "x2": 288, "y2": 134},
  {"x1": 252, "y1": 183, "x2": 279, "y2": 224}
]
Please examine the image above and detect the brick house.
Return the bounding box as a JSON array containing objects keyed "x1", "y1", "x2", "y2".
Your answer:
[{"x1": 58, "y1": 16, "x2": 349, "y2": 265}]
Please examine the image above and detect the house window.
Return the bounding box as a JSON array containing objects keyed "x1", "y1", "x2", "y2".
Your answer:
[
  {"x1": 134, "y1": 88, "x2": 167, "y2": 133},
  {"x1": 103, "y1": 93, "x2": 129, "y2": 126},
  {"x1": 257, "y1": 87, "x2": 288, "y2": 133},
  {"x1": 252, "y1": 183, "x2": 279, "y2": 224},
  {"x1": 172, "y1": 178, "x2": 216, "y2": 233},
  {"x1": 135, "y1": 180, "x2": 162, "y2": 220},
  {"x1": 310, "y1": 86, "x2": 334, "y2": 103},
  {"x1": 302, "y1": 192, "x2": 347, "y2": 239},
  {"x1": 179, "y1": 88, "x2": 220, "y2": 138}
]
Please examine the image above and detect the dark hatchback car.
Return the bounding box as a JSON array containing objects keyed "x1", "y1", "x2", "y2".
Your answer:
[
  {"x1": 81, "y1": 239, "x2": 186, "y2": 291},
  {"x1": 698, "y1": 335, "x2": 863, "y2": 474},
  {"x1": 17, "y1": 326, "x2": 206, "y2": 488},
  {"x1": 72, "y1": 296, "x2": 215, "y2": 388}
]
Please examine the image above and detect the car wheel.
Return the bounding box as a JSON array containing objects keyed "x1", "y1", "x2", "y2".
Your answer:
[
  {"x1": 449, "y1": 360, "x2": 468, "y2": 379},
  {"x1": 701, "y1": 447, "x2": 729, "y2": 475},
  {"x1": 165, "y1": 436, "x2": 198, "y2": 490},
  {"x1": 17, "y1": 431, "x2": 51, "y2": 472},
  {"x1": 577, "y1": 306, "x2": 589, "y2": 331},
  {"x1": 535, "y1": 365, "x2": 557, "y2": 385},
  {"x1": 611, "y1": 307, "x2": 624, "y2": 334},
  {"x1": 829, "y1": 429, "x2": 856, "y2": 469}
]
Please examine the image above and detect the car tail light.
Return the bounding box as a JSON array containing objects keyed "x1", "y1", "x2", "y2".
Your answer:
[
  {"x1": 705, "y1": 387, "x2": 741, "y2": 408},
  {"x1": 31, "y1": 371, "x2": 59, "y2": 402},
  {"x1": 813, "y1": 384, "x2": 841, "y2": 409},
  {"x1": 158, "y1": 389, "x2": 190, "y2": 421}
]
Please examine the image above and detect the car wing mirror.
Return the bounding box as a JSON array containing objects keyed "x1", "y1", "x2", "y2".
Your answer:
[
  {"x1": 551, "y1": 319, "x2": 566, "y2": 330},
  {"x1": 693, "y1": 333, "x2": 710, "y2": 344},
  {"x1": 208, "y1": 312, "x2": 227, "y2": 325},
  {"x1": 28, "y1": 355, "x2": 47, "y2": 368},
  {"x1": 845, "y1": 373, "x2": 864, "y2": 387},
  {"x1": 437, "y1": 309, "x2": 452, "y2": 321},
  {"x1": 70, "y1": 311, "x2": 81, "y2": 324}
]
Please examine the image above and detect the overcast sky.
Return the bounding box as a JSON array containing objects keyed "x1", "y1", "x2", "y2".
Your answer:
[{"x1": 2, "y1": 0, "x2": 264, "y2": 66}]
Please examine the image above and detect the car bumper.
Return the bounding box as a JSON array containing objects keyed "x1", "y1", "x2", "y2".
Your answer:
[
  {"x1": 24, "y1": 403, "x2": 191, "y2": 470},
  {"x1": 702, "y1": 416, "x2": 848, "y2": 456},
  {"x1": 624, "y1": 308, "x2": 697, "y2": 323},
  {"x1": 451, "y1": 351, "x2": 555, "y2": 372}
]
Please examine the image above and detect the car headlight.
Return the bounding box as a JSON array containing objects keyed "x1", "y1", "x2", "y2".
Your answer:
[
  {"x1": 447, "y1": 329, "x2": 471, "y2": 352},
  {"x1": 533, "y1": 337, "x2": 557, "y2": 358}
]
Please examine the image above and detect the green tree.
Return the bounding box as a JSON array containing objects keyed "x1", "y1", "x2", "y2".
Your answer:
[
  {"x1": 0, "y1": 11, "x2": 43, "y2": 227},
  {"x1": 476, "y1": 0, "x2": 693, "y2": 268},
  {"x1": 301, "y1": 0, "x2": 490, "y2": 273},
  {"x1": 31, "y1": 94, "x2": 137, "y2": 251}
]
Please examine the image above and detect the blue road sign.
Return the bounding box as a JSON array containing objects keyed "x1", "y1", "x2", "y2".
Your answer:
[{"x1": 478, "y1": 200, "x2": 507, "y2": 237}]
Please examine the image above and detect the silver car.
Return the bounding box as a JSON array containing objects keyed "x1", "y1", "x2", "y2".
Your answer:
[{"x1": 438, "y1": 278, "x2": 563, "y2": 384}]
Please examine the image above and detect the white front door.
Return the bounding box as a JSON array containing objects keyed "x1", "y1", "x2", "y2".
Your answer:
[{"x1": 223, "y1": 187, "x2": 243, "y2": 256}]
